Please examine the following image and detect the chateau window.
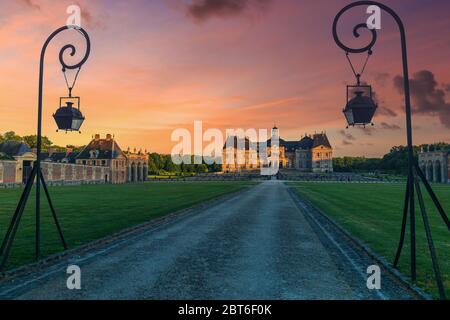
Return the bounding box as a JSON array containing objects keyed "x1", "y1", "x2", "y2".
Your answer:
[
  {"x1": 102, "y1": 160, "x2": 106, "y2": 166},
  {"x1": 82, "y1": 160, "x2": 86, "y2": 165}
]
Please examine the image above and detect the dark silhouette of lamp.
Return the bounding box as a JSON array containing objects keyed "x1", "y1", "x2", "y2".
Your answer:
[
  {"x1": 343, "y1": 83, "x2": 377, "y2": 128},
  {"x1": 53, "y1": 97, "x2": 85, "y2": 132},
  {"x1": 0, "y1": 26, "x2": 91, "y2": 271},
  {"x1": 333, "y1": 1, "x2": 450, "y2": 300}
]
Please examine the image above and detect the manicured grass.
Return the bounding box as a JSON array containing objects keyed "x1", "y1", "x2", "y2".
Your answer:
[
  {"x1": 0, "y1": 181, "x2": 255, "y2": 270},
  {"x1": 289, "y1": 182, "x2": 450, "y2": 299}
]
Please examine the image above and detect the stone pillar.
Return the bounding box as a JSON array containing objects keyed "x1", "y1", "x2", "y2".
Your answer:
[
  {"x1": 61, "y1": 164, "x2": 65, "y2": 181},
  {"x1": 47, "y1": 163, "x2": 52, "y2": 182},
  {"x1": 433, "y1": 163, "x2": 437, "y2": 183},
  {"x1": 441, "y1": 165, "x2": 446, "y2": 184}
]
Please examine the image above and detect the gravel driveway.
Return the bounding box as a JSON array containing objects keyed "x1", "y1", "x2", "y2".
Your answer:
[{"x1": 0, "y1": 181, "x2": 421, "y2": 300}]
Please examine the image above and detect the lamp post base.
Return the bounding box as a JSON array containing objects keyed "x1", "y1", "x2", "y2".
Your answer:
[
  {"x1": 393, "y1": 163, "x2": 449, "y2": 300},
  {"x1": 0, "y1": 164, "x2": 67, "y2": 271}
]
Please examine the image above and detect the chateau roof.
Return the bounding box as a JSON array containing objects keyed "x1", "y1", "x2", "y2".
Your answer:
[
  {"x1": 46, "y1": 151, "x2": 79, "y2": 163},
  {"x1": 77, "y1": 136, "x2": 125, "y2": 160},
  {"x1": 0, "y1": 141, "x2": 32, "y2": 157},
  {"x1": 223, "y1": 136, "x2": 256, "y2": 150},
  {"x1": 0, "y1": 152, "x2": 14, "y2": 160},
  {"x1": 312, "y1": 133, "x2": 332, "y2": 149},
  {"x1": 268, "y1": 135, "x2": 314, "y2": 151},
  {"x1": 223, "y1": 132, "x2": 332, "y2": 151}
]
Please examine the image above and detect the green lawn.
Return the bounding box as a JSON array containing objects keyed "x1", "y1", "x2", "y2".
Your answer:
[
  {"x1": 0, "y1": 181, "x2": 255, "y2": 270},
  {"x1": 289, "y1": 182, "x2": 450, "y2": 299}
]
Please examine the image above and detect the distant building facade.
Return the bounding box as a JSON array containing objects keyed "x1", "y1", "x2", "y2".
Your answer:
[
  {"x1": 222, "y1": 127, "x2": 333, "y2": 173},
  {"x1": 0, "y1": 134, "x2": 148, "y2": 186},
  {"x1": 418, "y1": 146, "x2": 450, "y2": 184},
  {"x1": 124, "y1": 148, "x2": 149, "y2": 183},
  {"x1": 0, "y1": 141, "x2": 36, "y2": 184},
  {"x1": 76, "y1": 134, "x2": 129, "y2": 184}
]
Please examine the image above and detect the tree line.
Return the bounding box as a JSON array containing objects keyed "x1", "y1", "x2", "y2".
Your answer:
[
  {"x1": 333, "y1": 143, "x2": 450, "y2": 174},
  {"x1": 147, "y1": 153, "x2": 222, "y2": 175},
  {"x1": 0, "y1": 131, "x2": 83, "y2": 152},
  {"x1": 3, "y1": 131, "x2": 448, "y2": 176}
]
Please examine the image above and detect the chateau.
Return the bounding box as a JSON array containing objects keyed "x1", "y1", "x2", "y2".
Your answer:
[
  {"x1": 222, "y1": 127, "x2": 333, "y2": 173},
  {"x1": 0, "y1": 134, "x2": 148, "y2": 186},
  {"x1": 418, "y1": 145, "x2": 450, "y2": 184}
]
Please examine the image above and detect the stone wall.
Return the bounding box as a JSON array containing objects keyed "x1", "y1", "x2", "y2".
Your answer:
[
  {"x1": 0, "y1": 160, "x2": 108, "y2": 187},
  {"x1": 0, "y1": 161, "x2": 18, "y2": 185},
  {"x1": 41, "y1": 162, "x2": 107, "y2": 185}
]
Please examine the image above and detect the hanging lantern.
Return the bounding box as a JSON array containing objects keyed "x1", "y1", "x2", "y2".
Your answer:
[
  {"x1": 340, "y1": 51, "x2": 377, "y2": 128},
  {"x1": 343, "y1": 83, "x2": 377, "y2": 127},
  {"x1": 53, "y1": 96, "x2": 85, "y2": 132}
]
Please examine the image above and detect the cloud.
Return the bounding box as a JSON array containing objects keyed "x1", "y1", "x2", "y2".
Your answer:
[
  {"x1": 444, "y1": 84, "x2": 450, "y2": 92},
  {"x1": 342, "y1": 140, "x2": 353, "y2": 146},
  {"x1": 357, "y1": 126, "x2": 376, "y2": 136},
  {"x1": 19, "y1": 0, "x2": 40, "y2": 10},
  {"x1": 372, "y1": 88, "x2": 398, "y2": 117},
  {"x1": 394, "y1": 70, "x2": 450, "y2": 128},
  {"x1": 377, "y1": 106, "x2": 398, "y2": 117},
  {"x1": 380, "y1": 122, "x2": 401, "y2": 130},
  {"x1": 78, "y1": 3, "x2": 93, "y2": 26},
  {"x1": 359, "y1": 80, "x2": 397, "y2": 117},
  {"x1": 76, "y1": 2, "x2": 104, "y2": 29},
  {"x1": 374, "y1": 72, "x2": 390, "y2": 87},
  {"x1": 339, "y1": 129, "x2": 356, "y2": 141},
  {"x1": 187, "y1": 0, "x2": 271, "y2": 21}
]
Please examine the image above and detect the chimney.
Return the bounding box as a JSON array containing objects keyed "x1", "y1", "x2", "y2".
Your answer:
[
  {"x1": 66, "y1": 147, "x2": 73, "y2": 156},
  {"x1": 48, "y1": 147, "x2": 56, "y2": 156},
  {"x1": 94, "y1": 134, "x2": 100, "y2": 141},
  {"x1": 106, "y1": 134, "x2": 112, "y2": 141}
]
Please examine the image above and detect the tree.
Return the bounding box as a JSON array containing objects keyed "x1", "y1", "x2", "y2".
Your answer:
[
  {"x1": 2, "y1": 131, "x2": 22, "y2": 142},
  {"x1": 195, "y1": 164, "x2": 208, "y2": 174},
  {"x1": 23, "y1": 135, "x2": 53, "y2": 149},
  {"x1": 148, "y1": 160, "x2": 159, "y2": 175},
  {"x1": 163, "y1": 156, "x2": 177, "y2": 172}
]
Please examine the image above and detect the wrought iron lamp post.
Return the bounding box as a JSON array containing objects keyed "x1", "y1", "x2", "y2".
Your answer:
[
  {"x1": 333, "y1": 1, "x2": 450, "y2": 299},
  {"x1": 0, "y1": 26, "x2": 91, "y2": 270}
]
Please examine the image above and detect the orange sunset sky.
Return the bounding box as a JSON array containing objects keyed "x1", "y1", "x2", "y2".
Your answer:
[{"x1": 1, "y1": 0, "x2": 450, "y2": 157}]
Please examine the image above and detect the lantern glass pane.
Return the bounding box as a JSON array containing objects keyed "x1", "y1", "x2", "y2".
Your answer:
[
  {"x1": 71, "y1": 118, "x2": 84, "y2": 131},
  {"x1": 344, "y1": 109, "x2": 354, "y2": 125}
]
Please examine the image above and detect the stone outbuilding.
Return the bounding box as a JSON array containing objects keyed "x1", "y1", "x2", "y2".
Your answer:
[
  {"x1": 418, "y1": 146, "x2": 449, "y2": 184},
  {"x1": 76, "y1": 134, "x2": 148, "y2": 184},
  {"x1": 0, "y1": 141, "x2": 36, "y2": 184},
  {"x1": 124, "y1": 148, "x2": 149, "y2": 183},
  {"x1": 0, "y1": 134, "x2": 149, "y2": 186}
]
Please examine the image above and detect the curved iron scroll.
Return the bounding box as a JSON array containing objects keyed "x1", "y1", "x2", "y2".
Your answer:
[{"x1": 333, "y1": 1, "x2": 448, "y2": 300}]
